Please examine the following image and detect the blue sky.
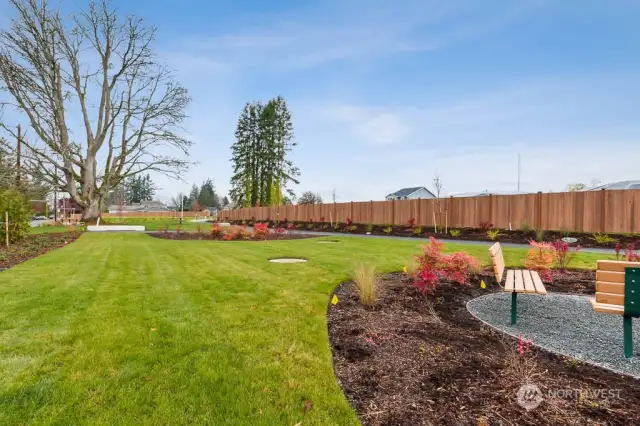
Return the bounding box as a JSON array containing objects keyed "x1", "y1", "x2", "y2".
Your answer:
[{"x1": 2, "y1": 0, "x2": 639, "y2": 202}]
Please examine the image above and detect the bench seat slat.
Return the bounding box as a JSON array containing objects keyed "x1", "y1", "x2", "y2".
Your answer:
[
  {"x1": 505, "y1": 270, "x2": 515, "y2": 292},
  {"x1": 530, "y1": 271, "x2": 547, "y2": 294},
  {"x1": 596, "y1": 281, "x2": 625, "y2": 294},
  {"x1": 522, "y1": 270, "x2": 536, "y2": 293},
  {"x1": 590, "y1": 298, "x2": 624, "y2": 315},
  {"x1": 595, "y1": 292, "x2": 624, "y2": 305},
  {"x1": 514, "y1": 270, "x2": 525, "y2": 292}
]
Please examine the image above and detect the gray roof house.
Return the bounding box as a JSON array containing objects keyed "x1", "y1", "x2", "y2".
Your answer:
[
  {"x1": 107, "y1": 200, "x2": 170, "y2": 213},
  {"x1": 586, "y1": 180, "x2": 640, "y2": 191},
  {"x1": 385, "y1": 186, "x2": 436, "y2": 201}
]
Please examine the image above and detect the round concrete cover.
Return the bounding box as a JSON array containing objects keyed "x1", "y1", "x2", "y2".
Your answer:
[{"x1": 269, "y1": 258, "x2": 307, "y2": 263}]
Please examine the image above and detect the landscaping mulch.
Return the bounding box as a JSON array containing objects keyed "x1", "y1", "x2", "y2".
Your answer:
[
  {"x1": 149, "y1": 232, "x2": 317, "y2": 241},
  {"x1": 0, "y1": 232, "x2": 83, "y2": 271},
  {"x1": 327, "y1": 271, "x2": 640, "y2": 426},
  {"x1": 229, "y1": 220, "x2": 640, "y2": 249}
]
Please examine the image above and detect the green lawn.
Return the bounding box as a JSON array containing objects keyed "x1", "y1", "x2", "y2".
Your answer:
[
  {"x1": 101, "y1": 217, "x2": 206, "y2": 231},
  {"x1": 0, "y1": 234, "x2": 613, "y2": 425},
  {"x1": 28, "y1": 225, "x2": 81, "y2": 234}
]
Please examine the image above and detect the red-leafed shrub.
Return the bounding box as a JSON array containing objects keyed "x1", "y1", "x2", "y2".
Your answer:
[
  {"x1": 626, "y1": 244, "x2": 640, "y2": 262},
  {"x1": 274, "y1": 226, "x2": 285, "y2": 234},
  {"x1": 286, "y1": 223, "x2": 295, "y2": 230},
  {"x1": 210, "y1": 224, "x2": 224, "y2": 238},
  {"x1": 253, "y1": 223, "x2": 270, "y2": 239},
  {"x1": 479, "y1": 221, "x2": 493, "y2": 230},
  {"x1": 407, "y1": 217, "x2": 416, "y2": 227},
  {"x1": 552, "y1": 240, "x2": 581, "y2": 271},
  {"x1": 413, "y1": 237, "x2": 481, "y2": 295},
  {"x1": 616, "y1": 243, "x2": 622, "y2": 260},
  {"x1": 346, "y1": 217, "x2": 352, "y2": 225},
  {"x1": 525, "y1": 240, "x2": 556, "y2": 282},
  {"x1": 320, "y1": 216, "x2": 325, "y2": 222}
]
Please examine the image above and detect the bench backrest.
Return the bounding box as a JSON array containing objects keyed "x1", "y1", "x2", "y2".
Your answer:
[
  {"x1": 488, "y1": 242, "x2": 505, "y2": 283},
  {"x1": 596, "y1": 261, "x2": 640, "y2": 312}
]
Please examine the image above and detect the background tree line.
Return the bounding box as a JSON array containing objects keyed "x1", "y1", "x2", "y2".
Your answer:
[{"x1": 170, "y1": 179, "x2": 228, "y2": 211}]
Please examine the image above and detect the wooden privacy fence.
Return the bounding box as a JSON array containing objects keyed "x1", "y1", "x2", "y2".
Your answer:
[{"x1": 223, "y1": 189, "x2": 640, "y2": 234}]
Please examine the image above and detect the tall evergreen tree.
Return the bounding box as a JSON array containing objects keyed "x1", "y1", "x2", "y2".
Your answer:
[
  {"x1": 229, "y1": 96, "x2": 299, "y2": 207},
  {"x1": 125, "y1": 174, "x2": 155, "y2": 203},
  {"x1": 198, "y1": 179, "x2": 219, "y2": 208}
]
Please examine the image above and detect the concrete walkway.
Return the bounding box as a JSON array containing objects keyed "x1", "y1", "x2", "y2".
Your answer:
[{"x1": 284, "y1": 229, "x2": 616, "y2": 254}]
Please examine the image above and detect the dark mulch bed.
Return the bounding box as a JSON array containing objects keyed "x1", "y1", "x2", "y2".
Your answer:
[
  {"x1": 229, "y1": 221, "x2": 639, "y2": 249},
  {"x1": 0, "y1": 232, "x2": 83, "y2": 271},
  {"x1": 327, "y1": 271, "x2": 639, "y2": 425},
  {"x1": 149, "y1": 232, "x2": 317, "y2": 241}
]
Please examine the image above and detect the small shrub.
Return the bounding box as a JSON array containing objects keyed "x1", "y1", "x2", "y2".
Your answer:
[
  {"x1": 413, "y1": 237, "x2": 481, "y2": 295},
  {"x1": 320, "y1": 216, "x2": 325, "y2": 222},
  {"x1": 520, "y1": 221, "x2": 531, "y2": 233},
  {"x1": 412, "y1": 226, "x2": 422, "y2": 236},
  {"x1": 176, "y1": 224, "x2": 181, "y2": 234},
  {"x1": 322, "y1": 224, "x2": 329, "y2": 230},
  {"x1": 383, "y1": 226, "x2": 393, "y2": 234},
  {"x1": 625, "y1": 244, "x2": 640, "y2": 262},
  {"x1": 615, "y1": 243, "x2": 622, "y2": 260},
  {"x1": 196, "y1": 224, "x2": 203, "y2": 235},
  {"x1": 479, "y1": 221, "x2": 493, "y2": 230},
  {"x1": 274, "y1": 226, "x2": 285, "y2": 234},
  {"x1": 407, "y1": 218, "x2": 416, "y2": 227},
  {"x1": 163, "y1": 224, "x2": 169, "y2": 234},
  {"x1": 591, "y1": 233, "x2": 617, "y2": 245},
  {"x1": 306, "y1": 223, "x2": 314, "y2": 229},
  {"x1": 449, "y1": 228, "x2": 462, "y2": 237},
  {"x1": 552, "y1": 240, "x2": 581, "y2": 271},
  {"x1": 237, "y1": 226, "x2": 251, "y2": 240},
  {"x1": 346, "y1": 217, "x2": 352, "y2": 225},
  {"x1": 0, "y1": 189, "x2": 32, "y2": 243},
  {"x1": 535, "y1": 229, "x2": 545, "y2": 242},
  {"x1": 295, "y1": 223, "x2": 303, "y2": 228},
  {"x1": 352, "y1": 263, "x2": 378, "y2": 307},
  {"x1": 487, "y1": 228, "x2": 502, "y2": 241},
  {"x1": 333, "y1": 222, "x2": 342, "y2": 231},
  {"x1": 525, "y1": 241, "x2": 556, "y2": 282},
  {"x1": 346, "y1": 225, "x2": 358, "y2": 232},
  {"x1": 559, "y1": 228, "x2": 571, "y2": 238},
  {"x1": 210, "y1": 224, "x2": 224, "y2": 238},
  {"x1": 286, "y1": 223, "x2": 295, "y2": 230},
  {"x1": 253, "y1": 223, "x2": 270, "y2": 239}
]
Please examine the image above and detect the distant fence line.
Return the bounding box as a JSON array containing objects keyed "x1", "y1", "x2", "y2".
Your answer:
[{"x1": 223, "y1": 189, "x2": 640, "y2": 234}]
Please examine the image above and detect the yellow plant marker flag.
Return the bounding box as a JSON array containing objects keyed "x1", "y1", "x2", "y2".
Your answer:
[
  {"x1": 480, "y1": 280, "x2": 486, "y2": 289},
  {"x1": 402, "y1": 265, "x2": 408, "y2": 273},
  {"x1": 331, "y1": 294, "x2": 339, "y2": 305}
]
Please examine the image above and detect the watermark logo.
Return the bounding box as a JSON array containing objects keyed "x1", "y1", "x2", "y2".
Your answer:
[{"x1": 517, "y1": 383, "x2": 543, "y2": 411}]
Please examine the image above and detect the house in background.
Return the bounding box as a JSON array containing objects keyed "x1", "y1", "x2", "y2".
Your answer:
[
  {"x1": 385, "y1": 186, "x2": 436, "y2": 201},
  {"x1": 586, "y1": 180, "x2": 640, "y2": 191},
  {"x1": 107, "y1": 200, "x2": 170, "y2": 214}
]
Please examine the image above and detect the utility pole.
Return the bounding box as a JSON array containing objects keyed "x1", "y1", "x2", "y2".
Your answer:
[
  {"x1": 517, "y1": 153, "x2": 521, "y2": 193},
  {"x1": 15, "y1": 125, "x2": 21, "y2": 188}
]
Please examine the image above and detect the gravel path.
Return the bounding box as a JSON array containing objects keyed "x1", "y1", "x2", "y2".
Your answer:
[{"x1": 467, "y1": 292, "x2": 640, "y2": 377}]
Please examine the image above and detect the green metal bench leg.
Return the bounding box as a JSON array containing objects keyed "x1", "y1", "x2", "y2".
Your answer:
[
  {"x1": 511, "y1": 292, "x2": 518, "y2": 325},
  {"x1": 624, "y1": 315, "x2": 633, "y2": 358}
]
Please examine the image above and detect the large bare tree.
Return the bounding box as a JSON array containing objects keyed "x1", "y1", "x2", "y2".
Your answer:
[{"x1": 0, "y1": 0, "x2": 192, "y2": 219}]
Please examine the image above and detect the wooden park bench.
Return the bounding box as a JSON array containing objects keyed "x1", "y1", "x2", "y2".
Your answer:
[
  {"x1": 488, "y1": 242, "x2": 548, "y2": 325},
  {"x1": 590, "y1": 260, "x2": 640, "y2": 358}
]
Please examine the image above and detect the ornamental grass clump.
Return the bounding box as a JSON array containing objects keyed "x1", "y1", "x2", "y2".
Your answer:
[{"x1": 352, "y1": 263, "x2": 378, "y2": 308}]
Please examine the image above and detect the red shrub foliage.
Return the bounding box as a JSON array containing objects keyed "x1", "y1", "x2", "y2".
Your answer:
[
  {"x1": 320, "y1": 216, "x2": 325, "y2": 222},
  {"x1": 286, "y1": 223, "x2": 295, "y2": 230},
  {"x1": 210, "y1": 224, "x2": 224, "y2": 238},
  {"x1": 274, "y1": 226, "x2": 286, "y2": 234},
  {"x1": 253, "y1": 223, "x2": 270, "y2": 239},
  {"x1": 616, "y1": 243, "x2": 622, "y2": 260},
  {"x1": 552, "y1": 240, "x2": 581, "y2": 271},
  {"x1": 346, "y1": 217, "x2": 352, "y2": 225},
  {"x1": 479, "y1": 221, "x2": 493, "y2": 230},
  {"x1": 407, "y1": 218, "x2": 416, "y2": 227},
  {"x1": 626, "y1": 244, "x2": 640, "y2": 262},
  {"x1": 525, "y1": 240, "x2": 556, "y2": 282},
  {"x1": 413, "y1": 237, "x2": 481, "y2": 295}
]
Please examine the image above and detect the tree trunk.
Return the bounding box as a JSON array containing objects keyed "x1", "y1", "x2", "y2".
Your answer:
[{"x1": 81, "y1": 197, "x2": 102, "y2": 221}]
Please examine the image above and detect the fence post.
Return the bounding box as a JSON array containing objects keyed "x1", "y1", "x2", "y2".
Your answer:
[
  {"x1": 370, "y1": 200, "x2": 373, "y2": 223},
  {"x1": 601, "y1": 188, "x2": 607, "y2": 233},
  {"x1": 535, "y1": 192, "x2": 543, "y2": 230},
  {"x1": 391, "y1": 200, "x2": 395, "y2": 225},
  {"x1": 488, "y1": 193, "x2": 493, "y2": 225}
]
